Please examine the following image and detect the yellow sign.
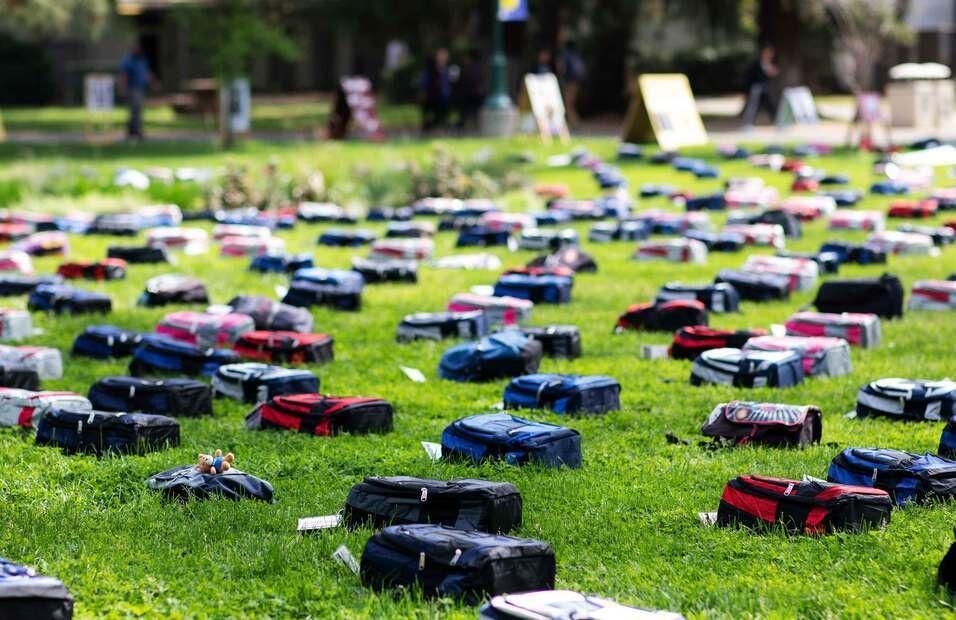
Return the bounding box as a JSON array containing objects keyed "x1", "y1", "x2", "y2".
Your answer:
[{"x1": 621, "y1": 73, "x2": 708, "y2": 151}]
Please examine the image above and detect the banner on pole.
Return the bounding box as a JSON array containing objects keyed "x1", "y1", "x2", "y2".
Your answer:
[{"x1": 498, "y1": 0, "x2": 528, "y2": 21}]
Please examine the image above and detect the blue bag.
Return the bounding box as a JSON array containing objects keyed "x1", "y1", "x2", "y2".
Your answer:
[
  {"x1": 685, "y1": 193, "x2": 726, "y2": 211},
  {"x1": 72, "y1": 325, "x2": 145, "y2": 359},
  {"x1": 249, "y1": 253, "x2": 313, "y2": 273},
  {"x1": 456, "y1": 226, "x2": 510, "y2": 247},
  {"x1": 827, "y1": 447, "x2": 956, "y2": 505},
  {"x1": 439, "y1": 331, "x2": 542, "y2": 382},
  {"x1": 819, "y1": 241, "x2": 886, "y2": 265},
  {"x1": 282, "y1": 268, "x2": 364, "y2": 311},
  {"x1": 492, "y1": 274, "x2": 572, "y2": 304},
  {"x1": 88, "y1": 376, "x2": 213, "y2": 416},
  {"x1": 503, "y1": 374, "x2": 621, "y2": 415},
  {"x1": 36, "y1": 408, "x2": 180, "y2": 456},
  {"x1": 441, "y1": 413, "x2": 582, "y2": 468},
  {"x1": 27, "y1": 284, "x2": 112, "y2": 315},
  {"x1": 317, "y1": 229, "x2": 377, "y2": 247},
  {"x1": 129, "y1": 335, "x2": 240, "y2": 377}
]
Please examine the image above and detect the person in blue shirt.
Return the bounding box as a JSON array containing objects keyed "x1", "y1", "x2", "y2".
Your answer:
[
  {"x1": 119, "y1": 45, "x2": 153, "y2": 139},
  {"x1": 421, "y1": 48, "x2": 451, "y2": 133}
]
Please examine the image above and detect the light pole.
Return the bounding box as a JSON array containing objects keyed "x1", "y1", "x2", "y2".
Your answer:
[{"x1": 480, "y1": 1, "x2": 518, "y2": 136}]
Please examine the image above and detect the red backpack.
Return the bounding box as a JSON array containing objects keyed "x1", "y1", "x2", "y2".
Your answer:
[
  {"x1": 246, "y1": 393, "x2": 393, "y2": 436},
  {"x1": 670, "y1": 326, "x2": 767, "y2": 360},
  {"x1": 233, "y1": 331, "x2": 334, "y2": 365},
  {"x1": 57, "y1": 258, "x2": 127, "y2": 281},
  {"x1": 615, "y1": 299, "x2": 707, "y2": 333}
]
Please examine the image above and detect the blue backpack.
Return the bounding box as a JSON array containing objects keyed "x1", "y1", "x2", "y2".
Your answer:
[
  {"x1": 441, "y1": 413, "x2": 582, "y2": 468},
  {"x1": 27, "y1": 284, "x2": 112, "y2": 315},
  {"x1": 317, "y1": 229, "x2": 377, "y2": 247},
  {"x1": 457, "y1": 226, "x2": 510, "y2": 247},
  {"x1": 282, "y1": 268, "x2": 364, "y2": 311},
  {"x1": 129, "y1": 335, "x2": 240, "y2": 377},
  {"x1": 503, "y1": 374, "x2": 621, "y2": 415},
  {"x1": 249, "y1": 253, "x2": 313, "y2": 273},
  {"x1": 827, "y1": 447, "x2": 956, "y2": 505},
  {"x1": 492, "y1": 274, "x2": 572, "y2": 304},
  {"x1": 685, "y1": 193, "x2": 726, "y2": 211},
  {"x1": 72, "y1": 325, "x2": 145, "y2": 359},
  {"x1": 439, "y1": 331, "x2": 542, "y2": 382}
]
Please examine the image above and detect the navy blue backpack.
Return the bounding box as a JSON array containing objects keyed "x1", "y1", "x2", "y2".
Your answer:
[
  {"x1": 27, "y1": 284, "x2": 112, "y2": 315},
  {"x1": 492, "y1": 274, "x2": 573, "y2": 304},
  {"x1": 317, "y1": 229, "x2": 377, "y2": 247},
  {"x1": 827, "y1": 448, "x2": 956, "y2": 505},
  {"x1": 441, "y1": 413, "x2": 582, "y2": 468},
  {"x1": 72, "y1": 325, "x2": 145, "y2": 359},
  {"x1": 249, "y1": 253, "x2": 313, "y2": 273},
  {"x1": 439, "y1": 331, "x2": 542, "y2": 382},
  {"x1": 457, "y1": 226, "x2": 510, "y2": 247},
  {"x1": 129, "y1": 336, "x2": 240, "y2": 377},
  {"x1": 88, "y1": 376, "x2": 213, "y2": 417},
  {"x1": 282, "y1": 268, "x2": 364, "y2": 311},
  {"x1": 503, "y1": 374, "x2": 621, "y2": 415},
  {"x1": 36, "y1": 409, "x2": 180, "y2": 456}
]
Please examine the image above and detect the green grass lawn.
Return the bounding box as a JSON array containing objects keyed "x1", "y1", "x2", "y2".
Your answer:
[{"x1": 1, "y1": 137, "x2": 956, "y2": 619}]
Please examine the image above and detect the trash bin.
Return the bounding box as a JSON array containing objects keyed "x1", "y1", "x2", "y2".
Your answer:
[{"x1": 886, "y1": 62, "x2": 954, "y2": 128}]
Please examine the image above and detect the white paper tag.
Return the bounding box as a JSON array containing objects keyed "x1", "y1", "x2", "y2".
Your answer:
[
  {"x1": 698, "y1": 511, "x2": 718, "y2": 526},
  {"x1": 844, "y1": 410, "x2": 858, "y2": 419},
  {"x1": 547, "y1": 154, "x2": 572, "y2": 167},
  {"x1": 298, "y1": 514, "x2": 341, "y2": 533},
  {"x1": 470, "y1": 284, "x2": 495, "y2": 297},
  {"x1": 332, "y1": 545, "x2": 360, "y2": 575},
  {"x1": 421, "y1": 441, "x2": 442, "y2": 462},
  {"x1": 640, "y1": 344, "x2": 670, "y2": 360},
  {"x1": 274, "y1": 284, "x2": 289, "y2": 298},
  {"x1": 801, "y1": 474, "x2": 827, "y2": 484},
  {"x1": 770, "y1": 323, "x2": 787, "y2": 337},
  {"x1": 399, "y1": 365, "x2": 426, "y2": 383}
]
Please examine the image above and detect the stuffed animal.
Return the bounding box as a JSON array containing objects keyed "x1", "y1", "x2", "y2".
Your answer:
[{"x1": 197, "y1": 449, "x2": 234, "y2": 475}]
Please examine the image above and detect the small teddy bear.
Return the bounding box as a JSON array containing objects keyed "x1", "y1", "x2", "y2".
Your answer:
[{"x1": 197, "y1": 449, "x2": 234, "y2": 475}]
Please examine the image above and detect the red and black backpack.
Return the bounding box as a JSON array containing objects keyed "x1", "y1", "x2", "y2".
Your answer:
[
  {"x1": 246, "y1": 393, "x2": 393, "y2": 436},
  {"x1": 670, "y1": 326, "x2": 767, "y2": 360},
  {"x1": 233, "y1": 331, "x2": 334, "y2": 365},
  {"x1": 616, "y1": 299, "x2": 707, "y2": 333},
  {"x1": 57, "y1": 258, "x2": 127, "y2": 281}
]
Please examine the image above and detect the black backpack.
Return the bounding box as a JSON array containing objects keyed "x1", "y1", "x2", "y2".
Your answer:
[
  {"x1": 72, "y1": 325, "x2": 145, "y2": 359},
  {"x1": 940, "y1": 527, "x2": 956, "y2": 594},
  {"x1": 656, "y1": 282, "x2": 740, "y2": 313},
  {"x1": 396, "y1": 311, "x2": 487, "y2": 342},
  {"x1": 343, "y1": 476, "x2": 522, "y2": 533},
  {"x1": 227, "y1": 295, "x2": 314, "y2": 333},
  {"x1": 138, "y1": 275, "x2": 209, "y2": 307},
  {"x1": 527, "y1": 245, "x2": 598, "y2": 273},
  {"x1": 88, "y1": 376, "x2": 213, "y2": 417},
  {"x1": 351, "y1": 257, "x2": 418, "y2": 284},
  {"x1": 714, "y1": 269, "x2": 790, "y2": 301},
  {"x1": 616, "y1": 300, "x2": 707, "y2": 332},
  {"x1": 0, "y1": 275, "x2": 62, "y2": 297},
  {"x1": 0, "y1": 556, "x2": 74, "y2": 620},
  {"x1": 360, "y1": 524, "x2": 555, "y2": 601},
  {"x1": 856, "y1": 378, "x2": 956, "y2": 421},
  {"x1": 521, "y1": 325, "x2": 582, "y2": 359},
  {"x1": 107, "y1": 245, "x2": 169, "y2": 264},
  {"x1": 36, "y1": 409, "x2": 180, "y2": 456},
  {"x1": 813, "y1": 273, "x2": 904, "y2": 318},
  {"x1": 0, "y1": 364, "x2": 40, "y2": 390}
]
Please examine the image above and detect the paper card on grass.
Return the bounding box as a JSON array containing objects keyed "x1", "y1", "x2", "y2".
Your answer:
[
  {"x1": 698, "y1": 511, "x2": 718, "y2": 526},
  {"x1": 274, "y1": 284, "x2": 289, "y2": 299},
  {"x1": 770, "y1": 324, "x2": 787, "y2": 337},
  {"x1": 640, "y1": 344, "x2": 669, "y2": 360},
  {"x1": 400, "y1": 365, "x2": 426, "y2": 383},
  {"x1": 470, "y1": 284, "x2": 494, "y2": 297},
  {"x1": 421, "y1": 441, "x2": 442, "y2": 462},
  {"x1": 332, "y1": 545, "x2": 360, "y2": 575},
  {"x1": 298, "y1": 514, "x2": 341, "y2": 533}
]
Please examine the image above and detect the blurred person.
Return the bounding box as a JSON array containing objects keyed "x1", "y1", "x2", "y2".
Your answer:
[
  {"x1": 119, "y1": 44, "x2": 154, "y2": 140},
  {"x1": 557, "y1": 40, "x2": 586, "y2": 127},
  {"x1": 421, "y1": 48, "x2": 451, "y2": 133},
  {"x1": 741, "y1": 44, "x2": 779, "y2": 129},
  {"x1": 533, "y1": 48, "x2": 554, "y2": 75},
  {"x1": 456, "y1": 49, "x2": 486, "y2": 132}
]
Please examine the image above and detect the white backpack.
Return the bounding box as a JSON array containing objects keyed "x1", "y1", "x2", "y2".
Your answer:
[
  {"x1": 480, "y1": 590, "x2": 685, "y2": 620},
  {"x1": 0, "y1": 309, "x2": 33, "y2": 341},
  {"x1": 0, "y1": 388, "x2": 91, "y2": 429}
]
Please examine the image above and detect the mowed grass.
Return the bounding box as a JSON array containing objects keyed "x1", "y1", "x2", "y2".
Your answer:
[{"x1": 0, "y1": 137, "x2": 956, "y2": 619}]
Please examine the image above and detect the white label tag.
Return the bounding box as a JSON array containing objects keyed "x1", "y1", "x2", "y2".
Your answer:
[
  {"x1": 274, "y1": 285, "x2": 289, "y2": 299},
  {"x1": 298, "y1": 514, "x2": 341, "y2": 533},
  {"x1": 640, "y1": 344, "x2": 670, "y2": 360},
  {"x1": 421, "y1": 441, "x2": 442, "y2": 462},
  {"x1": 844, "y1": 410, "x2": 858, "y2": 419},
  {"x1": 399, "y1": 365, "x2": 426, "y2": 383},
  {"x1": 770, "y1": 323, "x2": 787, "y2": 337},
  {"x1": 470, "y1": 284, "x2": 495, "y2": 297},
  {"x1": 332, "y1": 545, "x2": 360, "y2": 576},
  {"x1": 698, "y1": 511, "x2": 718, "y2": 526}
]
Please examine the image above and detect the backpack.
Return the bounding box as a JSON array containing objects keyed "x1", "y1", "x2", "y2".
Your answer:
[
  {"x1": 0, "y1": 275, "x2": 62, "y2": 297},
  {"x1": 503, "y1": 374, "x2": 621, "y2": 415},
  {"x1": 227, "y1": 295, "x2": 314, "y2": 333},
  {"x1": 0, "y1": 365, "x2": 39, "y2": 391},
  {"x1": 148, "y1": 465, "x2": 274, "y2": 503},
  {"x1": 155, "y1": 311, "x2": 254, "y2": 349},
  {"x1": 138, "y1": 274, "x2": 209, "y2": 307},
  {"x1": 714, "y1": 269, "x2": 790, "y2": 301},
  {"x1": 776, "y1": 250, "x2": 840, "y2": 274},
  {"x1": 813, "y1": 274, "x2": 904, "y2": 318},
  {"x1": 588, "y1": 220, "x2": 650, "y2": 243},
  {"x1": 129, "y1": 336, "x2": 240, "y2": 377},
  {"x1": 0, "y1": 388, "x2": 91, "y2": 429},
  {"x1": 360, "y1": 524, "x2": 555, "y2": 601},
  {"x1": 785, "y1": 311, "x2": 881, "y2": 348},
  {"x1": 669, "y1": 326, "x2": 767, "y2": 361},
  {"x1": 27, "y1": 285, "x2": 112, "y2": 315},
  {"x1": 888, "y1": 199, "x2": 937, "y2": 218},
  {"x1": 0, "y1": 345, "x2": 62, "y2": 380},
  {"x1": 249, "y1": 253, "x2": 313, "y2": 274},
  {"x1": 107, "y1": 245, "x2": 169, "y2": 264},
  {"x1": 526, "y1": 245, "x2": 598, "y2": 273},
  {"x1": 385, "y1": 221, "x2": 435, "y2": 238},
  {"x1": 246, "y1": 393, "x2": 393, "y2": 435},
  {"x1": 751, "y1": 208, "x2": 802, "y2": 238},
  {"x1": 492, "y1": 273, "x2": 573, "y2": 304},
  {"x1": 685, "y1": 193, "x2": 725, "y2": 211},
  {"x1": 317, "y1": 228, "x2": 377, "y2": 247},
  {"x1": 396, "y1": 311, "x2": 487, "y2": 342},
  {"x1": 690, "y1": 348, "x2": 804, "y2": 388},
  {"x1": 910, "y1": 279, "x2": 956, "y2": 310},
  {"x1": 684, "y1": 230, "x2": 744, "y2": 253},
  {"x1": 740, "y1": 255, "x2": 818, "y2": 292},
  {"x1": 457, "y1": 226, "x2": 510, "y2": 247},
  {"x1": 616, "y1": 300, "x2": 707, "y2": 332},
  {"x1": 856, "y1": 378, "x2": 956, "y2": 421},
  {"x1": 233, "y1": 331, "x2": 333, "y2": 365},
  {"x1": 827, "y1": 448, "x2": 956, "y2": 505},
  {"x1": 91, "y1": 212, "x2": 142, "y2": 236},
  {"x1": 72, "y1": 325, "x2": 145, "y2": 359},
  {"x1": 743, "y1": 335, "x2": 852, "y2": 377},
  {"x1": 57, "y1": 258, "x2": 127, "y2": 281},
  {"x1": 343, "y1": 476, "x2": 522, "y2": 533},
  {"x1": 516, "y1": 228, "x2": 578, "y2": 252},
  {"x1": 447, "y1": 294, "x2": 533, "y2": 327},
  {"x1": 219, "y1": 235, "x2": 285, "y2": 258},
  {"x1": 819, "y1": 241, "x2": 886, "y2": 265},
  {"x1": 0, "y1": 309, "x2": 32, "y2": 341},
  {"x1": 15, "y1": 231, "x2": 68, "y2": 257},
  {"x1": 479, "y1": 591, "x2": 686, "y2": 620},
  {"x1": 701, "y1": 401, "x2": 821, "y2": 447},
  {"x1": 36, "y1": 409, "x2": 180, "y2": 456},
  {"x1": 0, "y1": 557, "x2": 74, "y2": 620},
  {"x1": 282, "y1": 268, "x2": 363, "y2": 311},
  {"x1": 440, "y1": 413, "x2": 582, "y2": 468},
  {"x1": 370, "y1": 238, "x2": 434, "y2": 260},
  {"x1": 939, "y1": 528, "x2": 956, "y2": 594},
  {"x1": 351, "y1": 257, "x2": 418, "y2": 284},
  {"x1": 212, "y1": 363, "x2": 319, "y2": 403},
  {"x1": 941, "y1": 418, "x2": 956, "y2": 459},
  {"x1": 87, "y1": 376, "x2": 212, "y2": 417},
  {"x1": 634, "y1": 239, "x2": 707, "y2": 264},
  {"x1": 655, "y1": 282, "x2": 740, "y2": 313},
  {"x1": 521, "y1": 325, "x2": 581, "y2": 359},
  {"x1": 439, "y1": 331, "x2": 543, "y2": 382},
  {"x1": 716, "y1": 475, "x2": 891, "y2": 534}
]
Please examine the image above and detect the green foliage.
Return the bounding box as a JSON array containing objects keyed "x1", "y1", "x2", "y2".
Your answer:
[
  {"x1": 0, "y1": 0, "x2": 110, "y2": 38},
  {"x1": 0, "y1": 178, "x2": 24, "y2": 208}
]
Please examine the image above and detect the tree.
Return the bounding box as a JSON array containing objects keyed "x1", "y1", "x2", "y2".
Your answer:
[
  {"x1": 827, "y1": 0, "x2": 912, "y2": 93},
  {"x1": 179, "y1": 0, "x2": 299, "y2": 148}
]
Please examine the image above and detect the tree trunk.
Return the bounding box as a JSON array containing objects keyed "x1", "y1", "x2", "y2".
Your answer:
[
  {"x1": 220, "y1": 81, "x2": 235, "y2": 149},
  {"x1": 759, "y1": 0, "x2": 803, "y2": 94}
]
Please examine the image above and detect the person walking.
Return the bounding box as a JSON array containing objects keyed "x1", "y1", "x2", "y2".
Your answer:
[
  {"x1": 557, "y1": 40, "x2": 586, "y2": 128},
  {"x1": 740, "y1": 43, "x2": 779, "y2": 129},
  {"x1": 119, "y1": 44, "x2": 153, "y2": 140},
  {"x1": 456, "y1": 49, "x2": 486, "y2": 132},
  {"x1": 421, "y1": 48, "x2": 452, "y2": 134}
]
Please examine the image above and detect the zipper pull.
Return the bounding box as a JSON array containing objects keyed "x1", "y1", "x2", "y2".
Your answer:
[
  {"x1": 77, "y1": 420, "x2": 83, "y2": 433},
  {"x1": 784, "y1": 482, "x2": 795, "y2": 496},
  {"x1": 420, "y1": 487, "x2": 428, "y2": 502},
  {"x1": 449, "y1": 548, "x2": 462, "y2": 566},
  {"x1": 872, "y1": 467, "x2": 878, "y2": 483},
  {"x1": 418, "y1": 552, "x2": 425, "y2": 571},
  {"x1": 129, "y1": 385, "x2": 136, "y2": 398}
]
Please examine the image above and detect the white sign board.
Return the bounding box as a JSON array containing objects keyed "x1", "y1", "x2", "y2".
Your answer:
[
  {"x1": 523, "y1": 73, "x2": 569, "y2": 144},
  {"x1": 776, "y1": 86, "x2": 818, "y2": 128},
  {"x1": 221, "y1": 78, "x2": 251, "y2": 134},
  {"x1": 84, "y1": 74, "x2": 115, "y2": 113}
]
